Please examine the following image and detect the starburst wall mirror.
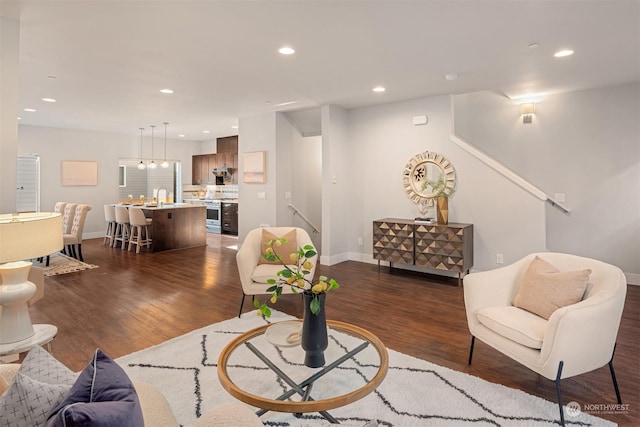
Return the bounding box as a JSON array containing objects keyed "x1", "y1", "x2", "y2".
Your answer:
[{"x1": 402, "y1": 151, "x2": 456, "y2": 219}]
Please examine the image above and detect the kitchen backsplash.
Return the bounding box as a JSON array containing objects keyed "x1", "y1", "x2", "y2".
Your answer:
[{"x1": 182, "y1": 184, "x2": 238, "y2": 200}]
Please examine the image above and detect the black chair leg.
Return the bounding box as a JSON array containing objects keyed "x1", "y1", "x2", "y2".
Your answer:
[
  {"x1": 468, "y1": 336, "x2": 475, "y2": 365},
  {"x1": 77, "y1": 244, "x2": 84, "y2": 262},
  {"x1": 46, "y1": 255, "x2": 50, "y2": 267},
  {"x1": 555, "y1": 361, "x2": 565, "y2": 427},
  {"x1": 609, "y1": 344, "x2": 622, "y2": 404},
  {"x1": 238, "y1": 293, "x2": 246, "y2": 318}
]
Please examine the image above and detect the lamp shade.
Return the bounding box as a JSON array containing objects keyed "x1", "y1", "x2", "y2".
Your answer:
[
  {"x1": 0, "y1": 212, "x2": 63, "y2": 263},
  {"x1": 520, "y1": 103, "x2": 535, "y2": 115}
]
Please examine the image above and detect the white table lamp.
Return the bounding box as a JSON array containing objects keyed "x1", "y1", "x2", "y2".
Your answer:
[{"x1": 0, "y1": 212, "x2": 62, "y2": 344}]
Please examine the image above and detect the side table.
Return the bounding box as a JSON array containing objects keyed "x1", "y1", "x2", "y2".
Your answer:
[{"x1": 0, "y1": 324, "x2": 58, "y2": 362}]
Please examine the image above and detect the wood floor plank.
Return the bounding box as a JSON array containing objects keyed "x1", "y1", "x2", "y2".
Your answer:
[{"x1": 27, "y1": 235, "x2": 639, "y2": 425}]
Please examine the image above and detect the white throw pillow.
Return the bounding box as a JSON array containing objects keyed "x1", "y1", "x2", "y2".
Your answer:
[{"x1": 0, "y1": 346, "x2": 76, "y2": 427}]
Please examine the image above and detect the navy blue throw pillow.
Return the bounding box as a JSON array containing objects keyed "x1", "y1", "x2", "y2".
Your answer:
[{"x1": 46, "y1": 349, "x2": 144, "y2": 427}]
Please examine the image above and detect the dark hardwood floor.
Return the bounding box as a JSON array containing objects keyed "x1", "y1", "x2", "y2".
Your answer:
[{"x1": 29, "y1": 234, "x2": 639, "y2": 425}]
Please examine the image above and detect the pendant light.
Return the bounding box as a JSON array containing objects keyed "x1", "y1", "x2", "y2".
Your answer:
[
  {"x1": 148, "y1": 125, "x2": 157, "y2": 169},
  {"x1": 161, "y1": 122, "x2": 169, "y2": 168},
  {"x1": 137, "y1": 127, "x2": 146, "y2": 170}
]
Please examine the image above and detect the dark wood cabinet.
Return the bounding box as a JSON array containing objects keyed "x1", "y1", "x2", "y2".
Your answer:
[
  {"x1": 192, "y1": 154, "x2": 213, "y2": 185},
  {"x1": 192, "y1": 136, "x2": 239, "y2": 185},
  {"x1": 217, "y1": 135, "x2": 238, "y2": 153},
  {"x1": 221, "y1": 202, "x2": 238, "y2": 235},
  {"x1": 373, "y1": 218, "x2": 473, "y2": 285}
]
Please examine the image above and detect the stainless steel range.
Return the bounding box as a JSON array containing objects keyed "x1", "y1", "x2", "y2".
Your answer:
[{"x1": 204, "y1": 200, "x2": 221, "y2": 233}]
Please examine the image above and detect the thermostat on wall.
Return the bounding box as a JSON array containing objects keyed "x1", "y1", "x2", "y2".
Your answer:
[{"x1": 413, "y1": 115, "x2": 428, "y2": 126}]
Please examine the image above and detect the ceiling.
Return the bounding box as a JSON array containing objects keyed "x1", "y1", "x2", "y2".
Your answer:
[{"x1": 5, "y1": 0, "x2": 639, "y2": 141}]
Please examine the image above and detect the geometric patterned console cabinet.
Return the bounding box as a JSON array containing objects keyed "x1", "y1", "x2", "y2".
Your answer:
[{"x1": 373, "y1": 218, "x2": 473, "y2": 285}]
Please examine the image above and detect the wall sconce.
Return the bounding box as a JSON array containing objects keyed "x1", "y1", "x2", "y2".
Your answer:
[{"x1": 520, "y1": 103, "x2": 535, "y2": 124}]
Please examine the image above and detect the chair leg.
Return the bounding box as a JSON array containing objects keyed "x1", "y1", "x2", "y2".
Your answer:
[
  {"x1": 46, "y1": 255, "x2": 50, "y2": 267},
  {"x1": 609, "y1": 344, "x2": 622, "y2": 404},
  {"x1": 128, "y1": 226, "x2": 136, "y2": 252},
  {"x1": 468, "y1": 336, "x2": 475, "y2": 365},
  {"x1": 555, "y1": 361, "x2": 565, "y2": 427},
  {"x1": 77, "y1": 244, "x2": 84, "y2": 262},
  {"x1": 238, "y1": 293, "x2": 246, "y2": 318}
]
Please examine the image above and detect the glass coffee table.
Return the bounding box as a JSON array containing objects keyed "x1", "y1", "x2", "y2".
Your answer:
[{"x1": 217, "y1": 320, "x2": 388, "y2": 423}]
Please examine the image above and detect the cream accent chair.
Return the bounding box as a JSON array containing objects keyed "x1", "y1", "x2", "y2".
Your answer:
[
  {"x1": 236, "y1": 227, "x2": 317, "y2": 317},
  {"x1": 463, "y1": 252, "x2": 627, "y2": 426},
  {"x1": 62, "y1": 204, "x2": 92, "y2": 261}
]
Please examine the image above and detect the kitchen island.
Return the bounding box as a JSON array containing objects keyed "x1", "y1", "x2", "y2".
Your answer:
[{"x1": 142, "y1": 204, "x2": 206, "y2": 252}]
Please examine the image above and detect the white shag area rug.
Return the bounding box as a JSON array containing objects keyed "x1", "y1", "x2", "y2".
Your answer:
[
  {"x1": 117, "y1": 311, "x2": 615, "y2": 427},
  {"x1": 42, "y1": 253, "x2": 98, "y2": 277}
]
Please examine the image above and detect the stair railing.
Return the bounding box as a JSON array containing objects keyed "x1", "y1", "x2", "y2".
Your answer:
[{"x1": 287, "y1": 204, "x2": 320, "y2": 234}]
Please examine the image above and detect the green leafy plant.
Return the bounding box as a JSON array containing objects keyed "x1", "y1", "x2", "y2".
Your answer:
[
  {"x1": 422, "y1": 174, "x2": 456, "y2": 198},
  {"x1": 254, "y1": 238, "x2": 339, "y2": 317}
]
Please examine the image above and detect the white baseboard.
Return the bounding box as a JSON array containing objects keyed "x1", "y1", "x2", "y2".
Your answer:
[
  {"x1": 625, "y1": 272, "x2": 639, "y2": 286},
  {"x1": 327, "y1": 252, "x2": 640, "y2": 286}
]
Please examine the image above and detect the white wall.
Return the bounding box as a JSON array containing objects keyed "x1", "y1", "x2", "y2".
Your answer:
[
  {"x1": 18, "y1": 125, "x2": 199, "y2": 238},
  {"x1": 453, "y1": 83, "x2": 640, "y2": 278},
  {"x1": 345, "y1": 95, "x2": 546, "y2": 272},
  {"x1": 277, "y1": 114, "x2": 323, "y2": 251},
  {"x1": 291, "y1": 135, "x2": 322, "y2": 251},
  {"x1": 237, "y1": 112, "x2": 323, "y2": 251},
  {"x1": 0, "y1": 16, "x2": 20, "y2": 213},
  {"x1": 237, "y1": 113, "x2": 277, "y2": 241},
  {"x1": 321, "y1": 105, "x2": 351, "y2": 265}
]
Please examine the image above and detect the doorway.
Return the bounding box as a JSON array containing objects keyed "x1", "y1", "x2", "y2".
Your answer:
[{"x1": 16, "y1": 154, "x2": 40, "y2": 212}]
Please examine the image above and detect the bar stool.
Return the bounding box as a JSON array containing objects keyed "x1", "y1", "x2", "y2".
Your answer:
[
  {"x1": 113, "y1": 205, "x2": 131, "y2": 250},
  {"x1": 103, "y1": 205, "x2": 117, "y2": 246},
  {"x1": 128, "y1": 207, "x2": 152, "y2": 253}
]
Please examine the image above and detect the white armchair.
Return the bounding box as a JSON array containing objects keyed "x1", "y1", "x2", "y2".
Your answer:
[
  {"x1": 463, "y1": 252, "x2": 627, "y2": 426},
  {"x1": 236, "y1": 227, "x2": 317, "y2": 317}
]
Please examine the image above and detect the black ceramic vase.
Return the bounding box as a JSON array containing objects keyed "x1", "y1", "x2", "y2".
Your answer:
[{"x1": 301, "y1": 292, "x2": 328, "y2": 368}]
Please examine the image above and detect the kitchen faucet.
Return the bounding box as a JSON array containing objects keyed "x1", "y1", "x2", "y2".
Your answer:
[{"x1": 157, "y1": 187, "x2": 168, "y2": 204}]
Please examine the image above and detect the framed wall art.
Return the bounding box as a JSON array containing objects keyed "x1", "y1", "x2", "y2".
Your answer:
[
  {"x1": 61, "y1": 160, "x2": 98, "y2": 186},
  {"x1": 243, "y1": 151, "x2": 266, "y2": 183}
]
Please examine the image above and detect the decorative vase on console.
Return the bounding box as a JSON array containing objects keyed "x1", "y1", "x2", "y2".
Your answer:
[
  {"x1": 437, "y1": 196, "x2": 449, "y2": 225},
  {"x1": 301, "y1": 291, "x2": 328, "y2": 368}
]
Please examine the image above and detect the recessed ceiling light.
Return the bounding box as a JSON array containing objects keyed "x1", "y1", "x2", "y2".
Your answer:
[
  {"x1": 275, "y1": 101, "x2": 297, "y2": 107},
  {"x1": 24, "y1": 108, "x2": 36, "y2": 112},
  {"x1": 42, "y1": 98, "x2": 56, "y2": 103},
  {"x1": 445, "y1": 73, "x2": 458, "y2": 81},
  {"x1": 202, "y1": 130, "x2": 210, "y2": 134},
  {"x1": 373, "y1": 86, "x2": 386, "y2": 92},
  {"x1": 160, "y1": 88, "x2": 174, "y2": 94},
  {"x1": 47, "y1": 75, "x2": 56, "y2": 80},
  {"x1": 231, "y1": 125, "x2": 238, "y2": 129},
  {"x1": 554, "y1": 49, "x2": 574, "y2": 58},
  {"x1": 17, "y1": 117, "x2": 22, "y2": 120},
  {"x1": 278, "y1": 47, "x2": 295, "y2": 55},
  {"x1": 178, "y1": 134, "x2": 185, "y2": 138}
]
